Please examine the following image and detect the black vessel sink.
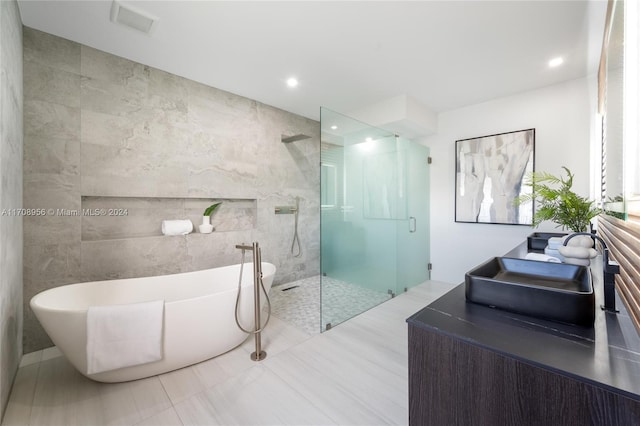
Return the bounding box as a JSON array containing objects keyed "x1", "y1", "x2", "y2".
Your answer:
[{"x1": 465, "y1": 257, "x2": 594, "y2": 326}]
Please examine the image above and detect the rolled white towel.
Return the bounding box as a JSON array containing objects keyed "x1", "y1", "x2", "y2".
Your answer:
[
  {"x1": 563, "y1": 257, "x2": 591, "y2": 267},
  {"x1": 566, "y1": 235, "x2": 594, "y2": 248},
  {"x1": 525, "y1": 253, "x2": 561, "y2": 263},
  {"x1": 558, "y1": 245, "x2": 598, "y2": 259},
  {"x1": 161, "y1": 220, "x2": 193, "y2": 236}
]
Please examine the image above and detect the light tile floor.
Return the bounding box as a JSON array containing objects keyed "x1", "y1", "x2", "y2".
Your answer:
[
  {"x1": 2, "y1": 280, "x2": 456, "y2": 426},
  {"x1": 270, "y1": 275, "x2": 392, "y2": 335}
]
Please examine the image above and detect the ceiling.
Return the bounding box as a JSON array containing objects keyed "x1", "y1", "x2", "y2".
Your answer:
[{"x1": 17, "y1": 1, "x2": 607, "y2": 122}]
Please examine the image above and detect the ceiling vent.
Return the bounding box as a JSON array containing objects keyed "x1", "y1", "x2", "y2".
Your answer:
[{"x1": 110, "y1": 1, "x2": 158, "y2": 34}]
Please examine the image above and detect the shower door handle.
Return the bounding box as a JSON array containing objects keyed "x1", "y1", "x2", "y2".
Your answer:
[{"x1": 409, "y1": 216, "x2": 416, "y2": 233}]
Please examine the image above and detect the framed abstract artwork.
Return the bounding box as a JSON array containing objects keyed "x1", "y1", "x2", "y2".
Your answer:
[{"x1": 455, "y1": 128, "x2": 535, "y2": 225}]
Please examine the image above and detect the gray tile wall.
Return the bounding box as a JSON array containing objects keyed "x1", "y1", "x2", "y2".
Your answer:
[
  {"x1": 0, "y1": 0, "x2": 23, "y2": 418},
  {"x1": 23, "y1": 28, "x2": 320, "y2": 353}
]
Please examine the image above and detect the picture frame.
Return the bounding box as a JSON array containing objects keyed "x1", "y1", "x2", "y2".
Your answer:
[{"x1": 455, "y1": 128, "x2": 535, "y2": 225}]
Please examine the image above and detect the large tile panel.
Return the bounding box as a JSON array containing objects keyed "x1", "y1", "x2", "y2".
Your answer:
[
  {"x1": 80, "y1": 237, "x2": 192, "y2": 281},
  {"x1": 29, "y1": 356, "x2": 172, "y2": 426},
  {"x1": 23, "y1": 27, "x2": 79, "y2": 74},
  {"x1": 23, "y1": 62, "x2": 80, "y2": 108}
]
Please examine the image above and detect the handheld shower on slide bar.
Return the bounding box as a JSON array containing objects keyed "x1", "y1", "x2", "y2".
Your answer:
[{"x1": 274, "y1": 197, "x2": 302, "y2": 257}]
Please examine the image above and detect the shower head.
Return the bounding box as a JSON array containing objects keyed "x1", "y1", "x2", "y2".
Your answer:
[{"x1": 281, "y1": 134, "x2": 311, "y2": 143}]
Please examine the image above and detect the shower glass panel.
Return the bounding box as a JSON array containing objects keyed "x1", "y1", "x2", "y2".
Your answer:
[
  {"x1": 320, "y1": 107, "x2": 430, "y2": 331},
  {"x1": 396, "y1": 138, "x2": 430, "y2": 289}
]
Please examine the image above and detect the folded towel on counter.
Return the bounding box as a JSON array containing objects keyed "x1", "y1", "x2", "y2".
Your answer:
[
  {"x1": 546, "y1": 237, "x2": 567, "y2": 250},
  {"x1": 558, "y1": 245, "x2": 598, "y2": 259},
  {"x1": 544, "y1": 247, "x2": 565, "y2": 262},
  {"x1": 161, "y1": 220, "x2": 193, "y2": 236},
  {"x1": 525, "y1": 253, "x2": 561, "y2": 263},
  {"x1": 86, "y1": 300, "x2": 164, "y2": 374}
]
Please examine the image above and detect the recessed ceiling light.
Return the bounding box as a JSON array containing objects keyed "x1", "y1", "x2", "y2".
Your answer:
[
  {"x1": 286, "y1": 77, "x2": 299, "y2": 88},
  {"x1": 365, "y1": 137, "x2": 373, "y2": 142},
  {"x1": 548, "y1": 57, "x2": 564, "y2": 68},
  {"x1": 330, "y1": 125, "x2": 338, "y2": 130}
]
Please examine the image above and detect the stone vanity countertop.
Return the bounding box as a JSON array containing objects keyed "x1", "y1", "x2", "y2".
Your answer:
[{"x1": 407, "y1": 242, "x2": 640, "y2": 401}]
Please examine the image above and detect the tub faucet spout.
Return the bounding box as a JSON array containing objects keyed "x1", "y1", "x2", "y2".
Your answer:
[{"x1": 563, "y1": 232, "x2": 620, "y2": 313}]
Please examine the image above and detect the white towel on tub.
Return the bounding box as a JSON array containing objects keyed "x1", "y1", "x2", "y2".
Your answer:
[{"x1": 86, "y1": 300, "x2": 164, "y2": 374}]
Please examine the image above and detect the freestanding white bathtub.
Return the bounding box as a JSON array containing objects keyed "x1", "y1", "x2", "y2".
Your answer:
[{"x1": 30, "y1": 262, "x2": 276, "y2": 383}]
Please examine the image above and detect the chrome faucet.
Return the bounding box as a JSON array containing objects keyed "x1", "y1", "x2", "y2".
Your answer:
[{"x1": 563, "y1": 232, "x2": 620, "y2": 313}]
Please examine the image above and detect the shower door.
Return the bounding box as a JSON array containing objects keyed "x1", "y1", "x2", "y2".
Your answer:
[
  {"x1": 320, "y1": 108, "x2": 430, "y2": 332},
  {"x1": 396, "y1": 138, "x2": 430, "y2": 288}
]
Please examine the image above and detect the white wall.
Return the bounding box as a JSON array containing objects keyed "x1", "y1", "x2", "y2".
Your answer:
[{"x1": 421, "y1": 76, "x2": 596, "y2": 284}]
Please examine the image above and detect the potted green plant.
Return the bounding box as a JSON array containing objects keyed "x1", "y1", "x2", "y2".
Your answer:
[
  {"x1": 199, "y1": 202, "x2": 221, "y2": 234},
  {"x1": 516, "y1": 167, "x2": 601, "y2": 232}
]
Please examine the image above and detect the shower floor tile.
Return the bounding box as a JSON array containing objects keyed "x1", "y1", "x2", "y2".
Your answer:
[{"x1": 269, "y1": 275, "x2": 391, "y2": 335}]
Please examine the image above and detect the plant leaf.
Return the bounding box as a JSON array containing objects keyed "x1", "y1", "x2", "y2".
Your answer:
[
  {"x1": 515, "y1": 167, "x2": 600, "y2": 231},
  {"x1": 204, "y1": 202, "x2": 222, "y2": 216}
]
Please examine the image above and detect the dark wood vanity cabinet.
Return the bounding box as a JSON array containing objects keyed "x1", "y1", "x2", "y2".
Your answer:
[
  {"x1": 407, "y1": 243, "x2": 640, "y2": 425},
  {"x1": 408, "y1": 323, "x2": 640, "y2": 425}
]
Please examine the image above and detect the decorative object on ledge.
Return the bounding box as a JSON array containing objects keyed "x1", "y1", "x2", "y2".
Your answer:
[
  {"x1": 199, "y1": 202, "x2": 221, "y2": 234},
  {"x1": 516, "y1": 166, "x2": 601, "y2": 232},
  {"x1": 199, "y1": 216, "x2": 214, "y2": 234},
  {"x1": 455, "y1": 128, "x2": 534, "y2": 225}
]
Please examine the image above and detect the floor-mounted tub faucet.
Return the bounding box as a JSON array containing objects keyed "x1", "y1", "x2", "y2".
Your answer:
[{"x1": 563, "y1": 232, "x2": 620, "y2": 313}]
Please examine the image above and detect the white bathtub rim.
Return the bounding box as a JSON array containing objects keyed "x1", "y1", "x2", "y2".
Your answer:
[{"x1": 30, "y1": 262, "x2": 276, "y2": 314}]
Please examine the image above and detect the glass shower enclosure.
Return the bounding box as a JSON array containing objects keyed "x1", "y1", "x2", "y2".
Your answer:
[{"x1": 320, "y1": 107, "x2": 430, "y2": 331}]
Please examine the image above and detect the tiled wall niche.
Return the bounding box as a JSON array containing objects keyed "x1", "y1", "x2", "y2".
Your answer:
[
  {"x1": 80, "y1": 197, "x2": 256, "y2": 241},
  {"x1": 23, "y1": 27, "x2": 320, "y2": 352}
]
